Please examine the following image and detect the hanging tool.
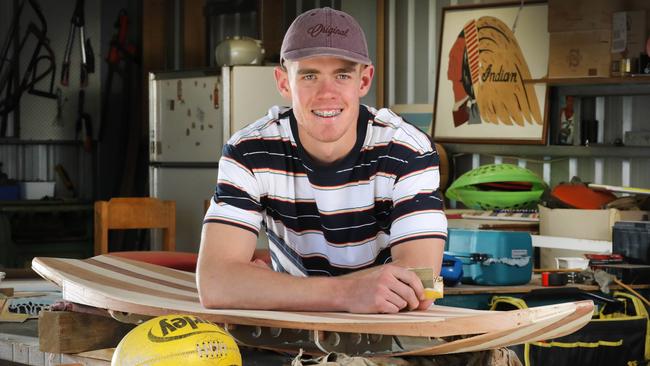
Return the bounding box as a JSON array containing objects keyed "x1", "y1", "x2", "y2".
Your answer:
[
  {"x1": 54, "y1": 164, "x2": 77, "y2": 198},
  {"x1": 0, "y1": 0, "x2": 57, "y2": 137},
  {"x1": 76, "y1": 90, "x2": 92, "y2": 152},
  {"x1": 106, "y1": 9, "x2": 136, "y2": 66},
  {"x1": 99, "y1": 8, "x2": 137, "y2": 141},
  {"x1": 61, "y1": 0, "x2": 95, "y2": 87}
]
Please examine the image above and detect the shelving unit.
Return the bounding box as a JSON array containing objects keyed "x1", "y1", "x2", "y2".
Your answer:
[{"x1": 445, "y1": 79, "x2": 650, "y2": 190}]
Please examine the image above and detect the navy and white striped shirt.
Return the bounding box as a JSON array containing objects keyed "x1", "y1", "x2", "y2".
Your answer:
[{"x1": 205, "y1": 105, "x2": 447, "y2": 277}]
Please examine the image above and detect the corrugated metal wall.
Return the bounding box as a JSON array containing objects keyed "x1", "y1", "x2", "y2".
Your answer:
[{"x1": 0, "y1": 143, "x2": 92, "y2": 198}]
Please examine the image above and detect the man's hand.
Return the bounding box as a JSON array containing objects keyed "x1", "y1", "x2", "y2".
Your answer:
[{"x1": 340, "y1": 264, "x2": 429, "y2": 313}]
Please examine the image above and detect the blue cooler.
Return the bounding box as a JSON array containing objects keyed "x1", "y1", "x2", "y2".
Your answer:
[{"x1": 445, "y1": 229, "x2": 533, "y2": 285}]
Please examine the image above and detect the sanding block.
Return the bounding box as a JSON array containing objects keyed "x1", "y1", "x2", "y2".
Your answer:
[{"x1": 410, "y1": 268, "x2": 444, "y2": 300}]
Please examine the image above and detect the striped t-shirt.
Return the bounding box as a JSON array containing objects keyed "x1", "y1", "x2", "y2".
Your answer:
[{"x1": 205, "y1": 105, "x2": 447, "y2": 277}]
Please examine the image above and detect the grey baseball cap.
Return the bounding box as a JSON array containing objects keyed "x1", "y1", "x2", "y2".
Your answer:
[{"x1": 280, "y1": 7, "x2": 372, "y2": 65}]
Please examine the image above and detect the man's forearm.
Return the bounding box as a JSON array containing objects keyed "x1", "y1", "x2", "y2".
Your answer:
[
  {"x1": 197, "y1": 224, "x2": 444, "y2": 313},
  {"x1": 197, "y1": 260, "x2": 350, "y2": 311}
]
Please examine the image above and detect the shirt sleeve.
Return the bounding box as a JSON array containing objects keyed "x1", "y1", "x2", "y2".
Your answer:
[
  {"x1": 389, "y1": 143, "x2": 448, "y2": 246},
  {"x1": 204, "y1": 143, "x2": 263, "y2": 236}
]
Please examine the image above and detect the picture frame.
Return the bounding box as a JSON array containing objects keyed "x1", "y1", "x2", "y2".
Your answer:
[{"x1": 432, "y1": 1, "x2": 549, "y2": 144}]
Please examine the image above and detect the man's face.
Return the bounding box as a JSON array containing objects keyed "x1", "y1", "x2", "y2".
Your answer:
[{"x1": 275, "y1": 57, "x2": 374, "y2": 150}]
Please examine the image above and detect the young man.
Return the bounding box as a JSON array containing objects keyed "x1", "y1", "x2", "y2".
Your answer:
[{"x1": 197, "y1": 7, "x2": 447, "y2": 314}]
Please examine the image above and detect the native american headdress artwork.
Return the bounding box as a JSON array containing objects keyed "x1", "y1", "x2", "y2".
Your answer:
[{"x1": 447, "y1": 16, "x2": 542, "y2": 128}]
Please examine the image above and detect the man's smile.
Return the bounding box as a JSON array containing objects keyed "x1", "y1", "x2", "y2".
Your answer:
[{"x1": 312, "y1": 109, "x2": 343, "y2": 118}]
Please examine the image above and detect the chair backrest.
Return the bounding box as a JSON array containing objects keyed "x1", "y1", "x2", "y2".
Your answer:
[{"x1": 94, "y1": 197, "x2": 176, "y2": 255}]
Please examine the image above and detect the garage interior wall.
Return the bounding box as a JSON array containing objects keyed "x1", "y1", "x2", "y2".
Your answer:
[{"x1": 2, "y1": 0, "x2": 649, "y2": 203}]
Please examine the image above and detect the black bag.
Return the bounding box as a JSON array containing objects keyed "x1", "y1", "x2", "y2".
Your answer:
[{"x1": 490, "y1": 289, "x2": 650, "y2": 366}]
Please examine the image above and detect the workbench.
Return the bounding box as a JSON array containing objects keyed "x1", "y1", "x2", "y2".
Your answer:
[
  {"x1": 0, "y1": 201, "x2": 93, "y2": 269},
  {"x1": 439, "y1": 275, "x2": 650, "y2": 309},
  {"x1": 0, "y1": 278, "x2": 647, "y2": 365}
]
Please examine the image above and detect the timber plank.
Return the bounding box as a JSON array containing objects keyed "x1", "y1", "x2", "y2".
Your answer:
[{"x1": 38, "y1": 311, "x2": 133, "y2": 354}]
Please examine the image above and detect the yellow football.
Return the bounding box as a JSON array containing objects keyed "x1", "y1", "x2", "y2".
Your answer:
[{"x1": 111, "y1": 314, "x2": 241, "y2": 366}]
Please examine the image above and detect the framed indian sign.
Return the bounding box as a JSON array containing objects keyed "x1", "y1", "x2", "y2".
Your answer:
[{"x1": 432, "y1": 1, "x2": 549, "y2": 144}]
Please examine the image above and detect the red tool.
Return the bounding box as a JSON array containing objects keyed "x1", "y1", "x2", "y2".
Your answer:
[{"x1": 106, "y1": 10, "x2": 136, "y2": 65}]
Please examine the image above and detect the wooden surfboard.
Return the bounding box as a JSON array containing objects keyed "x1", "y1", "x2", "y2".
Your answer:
[{"x1": 32, "y1": 255, "x2": 593, "y2": 356}]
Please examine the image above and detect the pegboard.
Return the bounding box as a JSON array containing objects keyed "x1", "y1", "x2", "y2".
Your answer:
[{"x1": 2, "y1": 0, "x2": 102, "y2": 140}]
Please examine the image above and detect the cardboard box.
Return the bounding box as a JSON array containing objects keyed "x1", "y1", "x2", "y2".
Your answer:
[
  {"x1": 611, "y1": 10, "x2": 647, "y2": 55},
  {"x1": 539, "y1": 205, "x2": 650, "y2": 241},
  {"x1": 624, "y1": 130, "x2": 650, "y2": 146},
  {"x1": 548, "y1": 0, "x2": 622, "y2": 32},
  {"x1": 548, "y1": 30, "x2": 612, "y2": 78}
]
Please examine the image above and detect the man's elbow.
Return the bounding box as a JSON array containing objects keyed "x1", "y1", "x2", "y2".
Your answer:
[
  {"x1": 196, "y1": 270, "x2": 236, "y2": 309},
  {"x1": 198, "y1": 294, "x2": 224, "y2": 309}
]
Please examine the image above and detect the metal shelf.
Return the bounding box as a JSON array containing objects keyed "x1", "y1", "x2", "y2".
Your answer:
[
  {"x1": 443, "y1": 143, "x2": 650, "y2": 159},
  {"x1": 0, "y1": 139, "x2": 81, "y2": 145},
  {"x1": 525, "y1": 77, "x2": 650, "y2": 96},
  {"x1": 526, "y1": 76, "x2": 650, "y2": 85}
]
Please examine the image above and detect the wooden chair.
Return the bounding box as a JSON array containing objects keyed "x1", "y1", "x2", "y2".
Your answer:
[{"x1": 94, "y1": 197, "x2": 176, "y2": 255}]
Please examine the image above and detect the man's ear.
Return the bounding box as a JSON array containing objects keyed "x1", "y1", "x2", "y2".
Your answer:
[
  {"x1": 274, "y1": 66, "x2": 292, "y2": 101},
  {"x1": 358, "y1": 65, "x2": 374, "y2": 98}
]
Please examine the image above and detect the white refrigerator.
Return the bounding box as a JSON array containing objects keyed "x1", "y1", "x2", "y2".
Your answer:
[{"x1": 148, "y1": 66, "x2": 287, "y2": 252}]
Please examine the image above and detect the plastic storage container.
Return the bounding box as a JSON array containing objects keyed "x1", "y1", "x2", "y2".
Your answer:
[
  {"x1": 613, "y1": 221, "x2": 650, "y2": 264},
  {"x1": 0, "y1": 185, "x2": 20, "y2": 200},
  {"x1": 19, "y1": 181, "x2": 55, "y2": 200},
  {"x1": 555, "y1": 257, "x2": 590, "y2": 270},
  {"x1": 445, "y1": 229, "x2": 533, "y2": 285}
]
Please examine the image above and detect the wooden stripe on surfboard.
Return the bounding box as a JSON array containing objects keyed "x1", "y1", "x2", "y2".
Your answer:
[
  {"x1": 86, "y1": 258, "x2": 197, "y2": 293},
  {"x1": 35, "y1": 257, "x2": 198, "y2": 301},
  {"x1": 396, "y1": 300, "x2": 593, "y2": 356},
  {"x1": 102, "y1": 254, "x2": 196, "y2": 283},
  {"x1": 32, "y1": 256, "x2": 594, "y2": 342}
]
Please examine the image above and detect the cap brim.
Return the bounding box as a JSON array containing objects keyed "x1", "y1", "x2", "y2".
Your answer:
[{"x1": 282, "y1": 47, "x2": 372, "y2": 65}]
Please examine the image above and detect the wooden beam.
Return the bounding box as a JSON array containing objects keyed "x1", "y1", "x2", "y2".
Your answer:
[
  {"x1": 259, "y1": 0, "x2": 285, "y2": 63},
  {"x1": 183, "y1": 0, "x2": 207, "y2": 68},
  {"x1": 38, "y1": 311, "x2": 134, "y2": 354},
  {"x1": 376, "y1": 0, "x2": 385, "y2": 107},
  {"x1": 142, "y1": 0, "x2": 168, "y2": 73}
]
